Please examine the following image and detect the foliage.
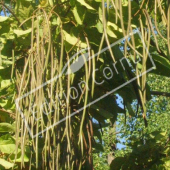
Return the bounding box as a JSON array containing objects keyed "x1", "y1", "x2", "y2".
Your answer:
[
  {"x1": 110, "y1": 74, "x2": 170, "y2": 170},
  {"x1": 0, "y1": 0, "x2": 169, "y2": 169}
]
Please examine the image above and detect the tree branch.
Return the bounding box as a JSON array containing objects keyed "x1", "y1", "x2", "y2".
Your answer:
[
  {"x1": 150, "y1": 91, "x2": 170, "y2": 97},
  {"x1": 0, "y1": 2, "x2": 24, "y2": 30}
]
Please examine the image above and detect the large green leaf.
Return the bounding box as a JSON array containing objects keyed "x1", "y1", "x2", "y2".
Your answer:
[
  {"x1": 107, "y1": 26, "x2": 117, "y2": 38},
  {"x1": 95, "y1": 20, "x2": 103, "y2": 33},
  {"x1": 77, "y1": 0, "x2": 95, "y2": 10},
  {"x1": 0, "y1": 16, "x2": 8, "y2": 22},
  {"x1": 0, "y1": 109, "x2": 13, "y2": 122},
  {"x1": 72, "y1": 5, "x2": 86, "y2": 25},
  {"x1": 10, "y1": 151, "x2": 29, "y2": 163},
  {"x1": 149, "y1": 53, "x2": 170, "y2": 77},
  {"x1": 126, "y1": 102, "x2": 135, "y2": 117},
  {"x1": 0, "y1": 55, "x2": 13, "y2": 70},
  {"x1": 63, "y1": 30, "x2": 87, "y2": 48},
  {"x1": 91, "y1": 104, "x2": 114, "y2": 119},
  {"x1": 94, "y1": 143, "x2": 104, "y2": 152},
  {"x1": 84, "y1": 27, "x2": 102, "y2": 46},
  {"x1": 106, "y1": 22, "x2": 123, "y2": 39},
  {"x1": 0, "y1": 144, "x2": 16, "y2": 154},
  {"x1": 110, "y1": 157, "x2": 125, "y2": 170},
  {"x1": 15, "y1": 2, "x2": 34, "y2": 22},
  {"x1": 0, "y1": 135, "x2": 16, "y2": 154},
  {"x1": 0, "y1": 134, "x2": 15, "y2": 144},
  {"x1": 14, "y1": 28, "x2": 32, "y2": 37},
  {"x1": 0, "y1": 79, "x2": 11, "y2": 89},
  {"x1": 0, "y1": 123, "x2": 15, "y2": 132},
  {"x1": 153, "y1": 54, "x2": 170, "y2": 70},
  {"x1": 0, "y1": 159, "x2": 14, "y2": 169},
  {"x1": 89, "y1": 109, "x2": 106, "y2": 123},
  {"x1": 70, "y1": 0, "x2": 76, "y2": 6},
  {"x1": 93, "y1": 129, "x2": 102, "y2": 143},
  {"x1": 0, "y1": 40, "x2": 13, "y2": 57}
]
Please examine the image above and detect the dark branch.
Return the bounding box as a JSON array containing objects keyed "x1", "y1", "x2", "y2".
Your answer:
[{"x1": 150, "y1": 91, "x2": 170, "y2": 97}]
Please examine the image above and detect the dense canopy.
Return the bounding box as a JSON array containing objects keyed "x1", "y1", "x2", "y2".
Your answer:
[{"x1": 0, "y1": 0, "x2": 170, "y2": 169}]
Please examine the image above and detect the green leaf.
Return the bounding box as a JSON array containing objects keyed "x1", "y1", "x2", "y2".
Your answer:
[
  {"x1": 0, "y1": 40, "x2": 13, "y2": 57},
  {"x1": 10, "y1": 151, "x2": 29, "y2": 162},
  {"x1": 0, "y1": 123, "x2": 15, "y2": 132},
  {"x1": 0, "y1": 17, "x2": 8, "y2": 22},
  {"x1": 91, "y1": 104, "x2": 114, "y2": 119},
  {"x1": 96, "y1": 20, "x2": 103, "y2": 33},
  {"x1": 49, "y1": 0, "x2": 54, "y2": 6},
  {"x1": 153, "y1": 54, "x2": 170, "y2": 70},
  {"x1": 0, "y1": 109, "x2": 13, "y2": 123},
  {"x1": 0, "y1": 80, "x2": 11, "y2": 89},
  {"x1": 107, "y1": 26, "x2": 117, "y2": 38},
  {"x1": 110, "y1": 157, "x2": 125, "y2": 170},
  {"x1": 94, "y1": 143, "x2": 104, "y2": 152},
  {"x1": 77, "y1": 0, "x2": 95, "y2": 10},
  {"x1": 0, "y1": 54, "x2": 13, "y2": 70},
  {"x1": 0, "y1": 144, "x2": 16, "y2": 154},
  {"x1": 70, "y1": 0, "x2": 76, "y2": 6},
  {"x1": 63, "y1": 30, "x2": 87, "y2": 48},
  {"x1": 89, "y1": 108, "x2": 106, "y2": 123},
  {"x1": 14, "y1": 28, "x2": 32, "y2": 37},
  {"x1": 85, "y1": 27, "x2": 102, "y2": 46},
  {"x1": 72, "y1": 5, "x2": 86, "y2": 25},
  {"x1": 0, "y1": 159, "x2": 14, "y2": 169},
  {"x1": 0, "y1": 134, "x2": 15, "y2": 145},
  {"x1": 149, "y1": 54, "x2": 170, "y2": 77},
  {"x1": 93, "y1": 129, "x2": 102, "y2": 143},
  {"x1": 126, "y1": 102, "x2": 135, "y2": 116},
  {"x1": 16, "y1": 2, "x2": 34, "y2": 20},
  {"x1": 0, "y1": 134, "x2": 19, "y2": 154},
  {"x1": 107, "y1": 22, "x2": 123, "y2": 33},
  {"x1": 106, "y1": 22, "x2": 124, "y2": 39}
]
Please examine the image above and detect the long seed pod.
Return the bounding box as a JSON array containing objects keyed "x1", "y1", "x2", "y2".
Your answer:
[{"x1": 102, "y1": 0, "x2": 116, "y2": 63}]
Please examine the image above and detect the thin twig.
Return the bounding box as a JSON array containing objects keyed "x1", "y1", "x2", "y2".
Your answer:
[{"x1": 0, "y1": 2, "x2": 24, "y2": 30}]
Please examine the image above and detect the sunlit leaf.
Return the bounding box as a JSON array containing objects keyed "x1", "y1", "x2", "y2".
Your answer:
[
  {"x1": 14, "y1": 28, "x2": 32, "y2": 37},
  {"x1": 0, "y1": 16, "x2": 8, "y2": 22},
  {"x1": 0, "y1": 123, "x2": 15, "y2": 132},
  {"x1": 0, "y1": 159, "x2": 14, "y2": 169},
  {"x1": 77, "y1": 0, "x2": 95, "y2": 10}
]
